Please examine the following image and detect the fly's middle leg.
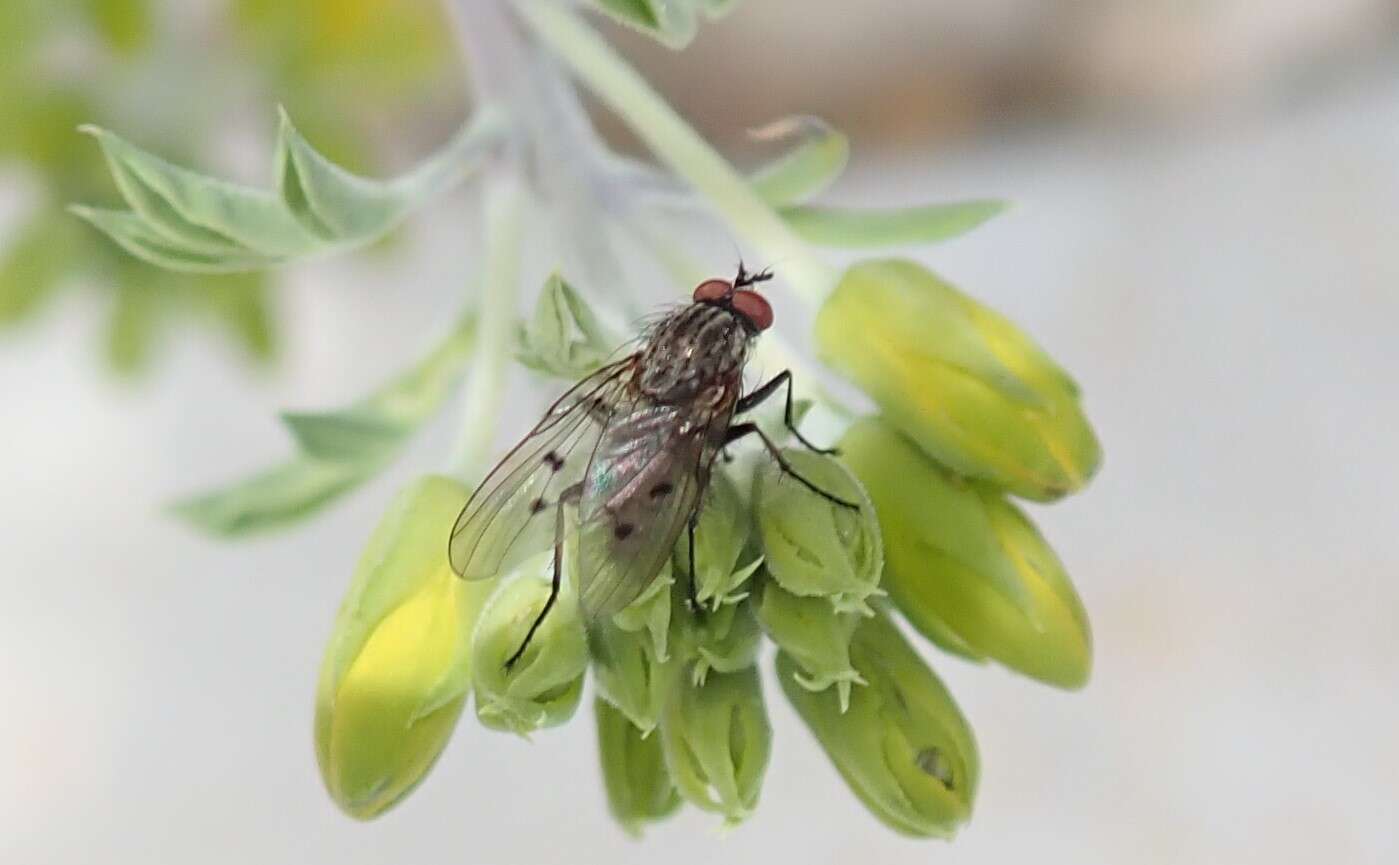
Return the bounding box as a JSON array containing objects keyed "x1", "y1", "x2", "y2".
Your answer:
[
  {"x1": 505, "y1": 482, "x2": 583, "y2": 670},
  {"x1": 724, "y1": 422, "x2": 861, "y2": 511}
]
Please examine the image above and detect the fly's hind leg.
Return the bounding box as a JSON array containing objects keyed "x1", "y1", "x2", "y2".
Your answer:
[
  {"x1": 724, "y1": 422, "x2": 861, "y2": 511},
  {"x1": 683, "y1": 513, "x2": 706, "y2": 618},
  {"x1": 505, "y1": 482, "x2": 583, "y2": 670}
]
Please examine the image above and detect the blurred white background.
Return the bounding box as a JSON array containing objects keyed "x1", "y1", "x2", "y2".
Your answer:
[{"x1": 3, "y1": 1, "x2": 1398, "y2": 863}]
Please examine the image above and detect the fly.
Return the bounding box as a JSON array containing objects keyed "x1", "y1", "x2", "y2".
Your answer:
[{"x1": 449, "y1": 265, "x2": 856, "y2": 668}]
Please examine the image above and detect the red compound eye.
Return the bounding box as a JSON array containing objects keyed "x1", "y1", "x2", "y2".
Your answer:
[
  {"x1": 730, "y1": 290, "x2": 773, "y2": 331},
  {"x1": 692, "y1": 279, "x2": 732, "y2": 303}
]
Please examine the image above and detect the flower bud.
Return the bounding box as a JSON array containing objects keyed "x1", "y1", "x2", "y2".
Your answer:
[
  {"x1": 515, "y1": 272, "x2": 618, "y2": 379},
  {"x1": 314, "y1": 475, "x2": 494, "y2": 820},
  {"x1": 840, "y1": 417, "x2": 1092, "y2": 688},
  {"x1": 594, "y1": 698, "x2": 682, "y2": 836},
  {"x1": 753, "y1": 448, "x2": 882, "y2": 613},
  {"x1": 471, "y1": 554, "x2": 588, "y2": 735},
  {"x1": 815, "y1": 258, "x2": 1101, "y2": 501},
  {"x1": 672, "y1": 472, "x2": 762, "y2": 609},
  {"x1": 658, "y1": 667, "x2": 772, "y2": 825},
  {"x1": 668, "y1": 592, "x2": 762, "y2": 686},
  {"x1": 755, "y1": 577, "x2": 865, "y2": 711},
  {"x1": 588, "y1": 620, "x2": 676, "y2": 735},
  {"x1": 610, "y1": 562, "x2": 674, "y2": 662},
  {"x1": 778, "y1": 610, "x2": 979, "y2": 838}
]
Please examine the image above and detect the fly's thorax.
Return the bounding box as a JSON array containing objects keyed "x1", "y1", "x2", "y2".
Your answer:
[{"x1": 637, "y1": 303, "x2": 752, "y2": 403}]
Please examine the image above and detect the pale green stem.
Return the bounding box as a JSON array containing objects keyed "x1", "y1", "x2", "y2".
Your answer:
[
  {"x1": 517, "y1": 0, "x2": 839, "y2": 307},
  {"x1": 450, "y1": 175, "x2": 524, "y2": 483}
]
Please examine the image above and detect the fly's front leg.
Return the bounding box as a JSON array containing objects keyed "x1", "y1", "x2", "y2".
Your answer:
[
  {"x1": 505, "y1": 482, "x2": 583, "y2": 670},
  {"x1": 736, "y1": 370, "x2": 839, "y2": 456},
  {"x1": 725, "y1": 422, "x2": 860, "y2": 510}
]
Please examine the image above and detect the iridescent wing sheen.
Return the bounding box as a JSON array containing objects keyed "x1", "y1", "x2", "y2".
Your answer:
[
  {"x1": 574, "y1": 400, "x2": 730, "y2": 620},
  {"x1": 449, "y1": 356, "x2": 638, "y2": 581}
]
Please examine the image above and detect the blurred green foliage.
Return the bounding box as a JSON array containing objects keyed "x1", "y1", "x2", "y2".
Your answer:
[{"x1": 0, "y1": 0, "x2": 458, "y2": 375}]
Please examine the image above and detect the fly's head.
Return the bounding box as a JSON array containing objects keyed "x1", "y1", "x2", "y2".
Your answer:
[{"x1": 692, "y1": 264, "x2": 774, "y2": 335}]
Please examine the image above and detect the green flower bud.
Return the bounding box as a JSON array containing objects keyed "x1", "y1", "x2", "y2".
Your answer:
[
  {"x1": 659, "y1": 667, "x2": 771, "y2": 825},
  {"x1": 610, "y1": 562, "x2": 674, "y2": 662},
  {"x1": 594, "y1": 698, "x2": 682, "y2": 836},
  {"x1": 755, "y1": 577, "x2": 865, "y2": 711},
  {"x1": 515, "y1": 272, "x2": 619, "y2": 379},
  {"x1": 753, "y1": 448, "x2": 883, "y2": 613},
  {"x1": 816, "y1": 258, "x2": 1101, "y2": 501},
  {"x1": 778, "y1": 610, "x2": 979, "y2": 838},
  {"x1": 840, "y1": 417, "x2": 1092, "y2": 689},
  {"x1": 668, "y1": 591, "x2": 762, "y2": 686},
  {"x1": 589, "y1": 621, "x2": 677, "y2": 735},
  {"x1": 672, "y1": 472, "x2": 762, "y2": 609},
  {"x1": 314, "y1": 475, "x2": 494, "y2": 820},
  {"x1": 471, "y1": 554, "x2": 589, "y2": 735}
]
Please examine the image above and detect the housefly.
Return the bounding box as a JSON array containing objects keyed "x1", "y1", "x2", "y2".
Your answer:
[{"x1": 449, "y1": 265, "x2": 855, "y2": 667}]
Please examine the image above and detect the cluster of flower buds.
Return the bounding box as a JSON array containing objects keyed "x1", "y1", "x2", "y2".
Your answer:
[{"x1": 313, "y1": 255, "x2": 1099, "y2": 837}]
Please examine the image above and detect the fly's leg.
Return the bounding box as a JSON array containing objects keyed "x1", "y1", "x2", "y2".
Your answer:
[
  {"x1": 505, "y1": 482, "x2": 583, "y2": 670},
  {"x1": 724, "y1": 422, "x2": 860, "y2": 510},
  {"x1": 736, "y1": 370, "x2": 839, "y2": 456},
  {"x1": 683, "y1": 513, "x2": 706, "y2": 617}
]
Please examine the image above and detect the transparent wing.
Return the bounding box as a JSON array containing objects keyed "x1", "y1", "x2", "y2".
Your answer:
[
  {"x1": 575, "y1": 404, "x2": 720, "y2": 620},
  {"x1": 449, "y1": 356, "x2": 637, "y2": 580}
]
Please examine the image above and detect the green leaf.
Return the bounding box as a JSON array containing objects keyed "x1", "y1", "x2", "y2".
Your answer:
[
  {"x1": 74, "y1": 107, "x2": 506, "y2": 273},
  {"x1": 515, "y1": 273, "x2": 619, "y2": 380},
  {"x1": 0, "y1": 209, "x2": 78, "y2": 325},
  {"x1": 70, "y1": 206, "x2": 277, "y2": 274},
  {"x1": 749, "y1": 116, "x2": 849, "y2": 206},
  {"x1": 170, "y1": 458, "x2": 373, "y2": 537},
  {"x1": 171, "y1": 314, "x2": 477, "y2": 537},
  {"x1": 77, "y1": 125, "x2": 319, "y2": 259},
  {"x1": 592, "y1": 0, "x2": 736, "y2": 49},
  {"x1": 780, "y1": 200, "x2": 1008, "y2": 249},
  {"x1": 282, "y1": 315, "x2": 477, "y2": 461}
]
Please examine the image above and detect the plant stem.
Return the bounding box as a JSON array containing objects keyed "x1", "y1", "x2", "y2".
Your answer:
[
  {"x1": 517, "y1": 0, "x2": 839, "y2": 307},
  {"x1": 449, "y1": 175, "x2": 524, "y2": 483}
]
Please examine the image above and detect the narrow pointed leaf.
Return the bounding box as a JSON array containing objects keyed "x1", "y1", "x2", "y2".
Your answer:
[
  {"x1": 781, "y1": 200, "x2": 1007, "y2": 248},
  {"x1": 281, "y1": 315, "x2": 477, "y2": 462},
  {"x1": 749, "y1": 116, "x2": 849, "y2": 206},
  {"x1": 173, "y1": 315, "x2": 476, "y2": 537},
  {"x1": 170, "y1": 458, "x2": 372, "y2": 537}
]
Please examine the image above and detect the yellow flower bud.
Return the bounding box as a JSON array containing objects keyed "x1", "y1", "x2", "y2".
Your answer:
[
  {"x1": 752, "y1": 448, "x2": 882, "y2": 613},
  {"x1": 840, "y1": 417, "x2": 1092, "y2": 688},
  {"x1": 778, "y1": 610, "x2": 979, "y2": 838},
  {"x1": 314, "y1": 475, "x2": 494, "y2": 820},
  {"x1": 755, "y1": 577, "x2": 865, "y2": 711},
  {"x1": 471, "y1": 554, "x2": 588, "y2": 735},
  {"x1": 594, "y1": 698, "x2": 682, "y2": 836},
  {"x1": 659, "y1": 667, "x2": 771, "y2": 825},
  {"x1": 816, "y1": 259, "x2": 1101, "y2": 501}
]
